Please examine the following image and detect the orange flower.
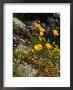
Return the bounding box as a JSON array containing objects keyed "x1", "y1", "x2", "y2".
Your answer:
[{"x1": 34, "y1": 22, "x2": 41, "y2": 29}]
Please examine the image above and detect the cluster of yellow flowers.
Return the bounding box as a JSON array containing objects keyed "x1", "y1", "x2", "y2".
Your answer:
[
  {"x1": 34, "y1": 43, "x2": 53, "y2": 51},
  {"x1": 34, "y1": 22, "x2": 46, "y2": 37},
  {"x1": 33, "y1": 21, "x2": 59, "y2": 51},
  {"x1": 34, "y1": 22, "x2": 59, "y2": 37}
]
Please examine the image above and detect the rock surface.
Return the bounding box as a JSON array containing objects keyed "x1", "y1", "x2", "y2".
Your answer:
[
  {"x1": 13, "y1": 44, "x2": 39, "y2": 77},
  {"x1": 13, "y1": 18, "x2": 32, "y2": 47},
  {"x1": 13, "y1": 62, "x2": 38, "y2": 77}
]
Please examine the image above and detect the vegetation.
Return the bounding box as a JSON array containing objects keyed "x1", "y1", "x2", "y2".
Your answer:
[{"x1": 13, "y1": 13, "x2": 60, "y2": 77}]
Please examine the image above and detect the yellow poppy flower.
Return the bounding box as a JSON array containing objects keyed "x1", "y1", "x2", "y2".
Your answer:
[
  {"x1": 38, "y1": 44, "x2": 42, "y2": 49},
  {"x1": 53, "y1": 30, "x2": 59, "y2": 36},
  {"x1": 34, "y1": 22, "x2": 41, "y2": 29},
  {"x1": 46, "y1": 43, "x2": 52, "y2": 49},
  {"x1": 40, "y1": 31, "x2": 44, "y2": 36},
  {"x1": 39, "y1": 27, "x2": 46, "y2": 32},
  {"x1": 34, "y1": 45, "x2": 38, "y2": 51},
  {"x1": 34, "y1": 44, "x2": 42, "y2": 51}
]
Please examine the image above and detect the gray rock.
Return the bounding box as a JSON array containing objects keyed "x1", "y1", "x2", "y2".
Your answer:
[
  {"x1": 13, "y1": 44, "x2": 38, "y2": 77},
  {"x1": 13, "y1": 18, "x2": 32, "y2": 38},
  {"x1": 13, "y1": 34, "x2": 28, "y2": 47},
  {"x1": 13, "y1": 44, "x2": 34, "y2": 63},
  {"x1": 15, "y1": 62, "x2": 38, "y2": 77},
  {"x1": 13, "y1": 18, "x2": 32, "y2": 47}
]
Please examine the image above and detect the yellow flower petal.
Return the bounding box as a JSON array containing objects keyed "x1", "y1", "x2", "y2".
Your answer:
[
  {"x1": 34, "y1": 44, "x2": 42, "y2": 51},
  {"x1": 40, "y1": 31, "x2": 44, "y2": 36},
  {"x1": 53, "y1": 30, "x2": 59, "y2": 36},
  {"x1": 46, "y1": 43, "x2": 52, "y2": 49},
  {"x1": 34, "y1": 23, "x2": 41, "y2": 29},
  {"x1": 39, "y1": 27, "x2": 46, "y2": 32},
  {"x1": 34, "y1": 45, "x2": 39, "y2": 51}
]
